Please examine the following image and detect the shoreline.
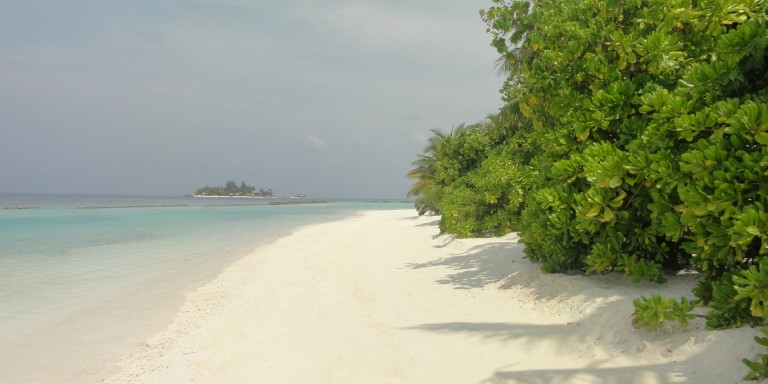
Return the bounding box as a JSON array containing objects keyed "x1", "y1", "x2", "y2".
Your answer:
[
  {"x1": 105, "y1": 209, "x2": 761, "y2": 383},
  {"x1": 1, "y1": 199, "x2": 380, "y2": 384}
]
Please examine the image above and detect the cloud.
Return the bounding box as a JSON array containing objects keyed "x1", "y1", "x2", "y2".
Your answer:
[
  {"x1": 305, "y1": 134, "x2": 328, "y2": 149},
  {"x1": 0, "y1": 0, "x2": 502, "y2": 198},
  {"x1": 321, "y1": 4, "x2": 437, "y2": 47},
  {"x1": 309, "y1": 3, "x2": 484, "y2": 55}
]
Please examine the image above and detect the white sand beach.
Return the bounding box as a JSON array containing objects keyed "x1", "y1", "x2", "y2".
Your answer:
[{"x1": 106, "y1": 209, "x2": 762, "y2": 384}]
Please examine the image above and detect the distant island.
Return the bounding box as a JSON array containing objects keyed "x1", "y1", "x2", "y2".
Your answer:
[{"x1": 195, "y1": 181, "x2": 273, "y2": 197}]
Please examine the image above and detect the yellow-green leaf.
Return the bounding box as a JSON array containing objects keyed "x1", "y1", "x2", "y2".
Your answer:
[
  {"x1": 602, "y1": 208, "x2": 615, "y2": 222},
  {"x1": 586, "y1": 205, "x2": 602, "y2": 218},
  {"x1": 747, "y1": 225, "x2": 761, "y2": 236}
]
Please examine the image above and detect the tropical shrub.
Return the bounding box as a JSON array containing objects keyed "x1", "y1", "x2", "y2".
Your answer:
[
  {"x1": 632, "y1": 295, "x2": 698, "y2": 331},
  {"x1": 439, "y1": 142, "x2": 533, "y2": 237},
  {"x1": 744, "y1": 328, "x2": 768, "y2": 381},
  {"x1": 408, "y1": 4, "x2": 768, "y2": 370},
  {"x1": 409, "y1": 104, "x2": 536, "y2": 236},
  {"x1": 438, "y1": 106, "x2": 536, "y2": 237},
  {"x1": 482, "y1": 0, "x2": 768, "y2": 284}
]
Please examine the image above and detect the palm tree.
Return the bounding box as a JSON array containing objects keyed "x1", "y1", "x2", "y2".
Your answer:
[
  {"x1": 406, "y1": 132, "x2": 442, "y2": 194},
  {"x1": 406, "y1": 129, "x2": 446, "y2": 215},
  {"x1": 406, "y1": 154, "x2": 437, "y2": 196}
]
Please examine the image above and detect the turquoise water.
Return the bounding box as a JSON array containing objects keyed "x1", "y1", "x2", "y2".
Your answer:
[{"x1": 0, "y1": 194, "x2": 410, "y2": 383}]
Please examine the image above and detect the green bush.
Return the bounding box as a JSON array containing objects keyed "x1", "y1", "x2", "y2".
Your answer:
[
  {"x1": 632, "y1": 295, "x2": 698, "y2": 331},
  {"x1": 403, "y1": 0, "x2": 768, "y2": 378},
  {"x1": 482, "y1": 0, "x2": 768, "y2": 294},
  {"x1": 744, "y1": 328, "x2": 768, "y2": 382},
  {"x1": 733, "y1": 260, "x2": 768, "y2": 321},
  {"x1": 410, "y1": 3, "x2": 768, "y2": 373},
  {"x1": 440, "y1": 143, "x2": 533, "y2": 237},
  {"x1": 697, "y1": 272, "x2": 759, "y2": 329}
]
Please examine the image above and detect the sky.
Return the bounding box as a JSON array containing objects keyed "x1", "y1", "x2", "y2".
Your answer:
[{"x1": 0, "y1": 0, "x2": 503, "y2": 199}]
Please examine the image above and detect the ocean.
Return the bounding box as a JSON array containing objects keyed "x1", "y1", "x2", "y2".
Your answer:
[{"x1": 0, "y1": 193, "x2": 410, "y2": 383}]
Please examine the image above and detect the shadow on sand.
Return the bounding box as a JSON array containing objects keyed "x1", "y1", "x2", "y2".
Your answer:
[
  {"x1": 416, "y1": 219, "x2": 440, "y2": 227},
  {"x1": 401, "y1": 235, "x2": 734, "y2": 383},
  {"x1": 405, "y1": 240, "x2": 524, "y2": 289},
  {"x1": 402, "y1": 318, "x2": 696, "y2": 384},
  {"x1": 480, "y1": 363, "x2": 687, "y2": 384}
]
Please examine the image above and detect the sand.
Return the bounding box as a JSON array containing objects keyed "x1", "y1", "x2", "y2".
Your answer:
[{"x1": 105, "y1": 209, "x2": 762, "y2": 384}]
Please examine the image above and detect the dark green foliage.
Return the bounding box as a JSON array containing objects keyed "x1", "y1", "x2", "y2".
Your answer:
[
  {"x1": 732, "y1": 259, "x2": 768, "y2": 322},
  {"x1": 408, "y1": 107, "x2": 536, "y2": 235},
  {"x1": 744, "y1": 328, "x2": 768, "y2": 381},
  {"x1": 438, "y1": 110, "x2": 536, "y2": 237},
  {"x1": 439, "y1": 144, "x2": 533, "y2": 237},
  {"x1": 698, "y1": 272, "x2": 759, "y2": 329}
]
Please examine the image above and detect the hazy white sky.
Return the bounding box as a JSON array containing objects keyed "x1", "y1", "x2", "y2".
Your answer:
[{"x1": 0, "y1": 0, "x2": 502, "y2": 198}]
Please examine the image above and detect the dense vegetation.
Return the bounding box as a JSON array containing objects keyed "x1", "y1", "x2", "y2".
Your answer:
[
  {"x1": 196, "y1": 181, "x2": 273, "y2": 197},
  {"x1": 408, "y1": 0, "x2": 768, "y2": 377}
]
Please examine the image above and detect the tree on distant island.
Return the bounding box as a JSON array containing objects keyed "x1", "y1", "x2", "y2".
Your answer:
[{"x1": 195, "y1": 181, "x2": 273, "y2": 197}]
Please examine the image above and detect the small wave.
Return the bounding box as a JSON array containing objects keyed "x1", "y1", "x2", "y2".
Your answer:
[
  {"x1": 204, "y1": 203, "x2": 267, "y2": 207},
  {"x1": 268, "y1": 201, "x2": 328, "y2": 206},
  {"x1": 204, "y1": 201, "x2": 328, "y2": 207},
  {"x1": 75, "y1": 204, "x2": 190, "y2": 209},
  {"x1": 1, "y1": 206, "x2": 42, "y2": 210}
]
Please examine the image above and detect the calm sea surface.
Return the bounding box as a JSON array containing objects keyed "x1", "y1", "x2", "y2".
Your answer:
[{"x1": 0, "y1": 193, "x2": 410, "y2": 383}]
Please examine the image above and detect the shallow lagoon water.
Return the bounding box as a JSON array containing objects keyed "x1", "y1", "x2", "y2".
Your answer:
[{"x1": 0, "y1": 194, "x2": 409, "y2": 383}]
